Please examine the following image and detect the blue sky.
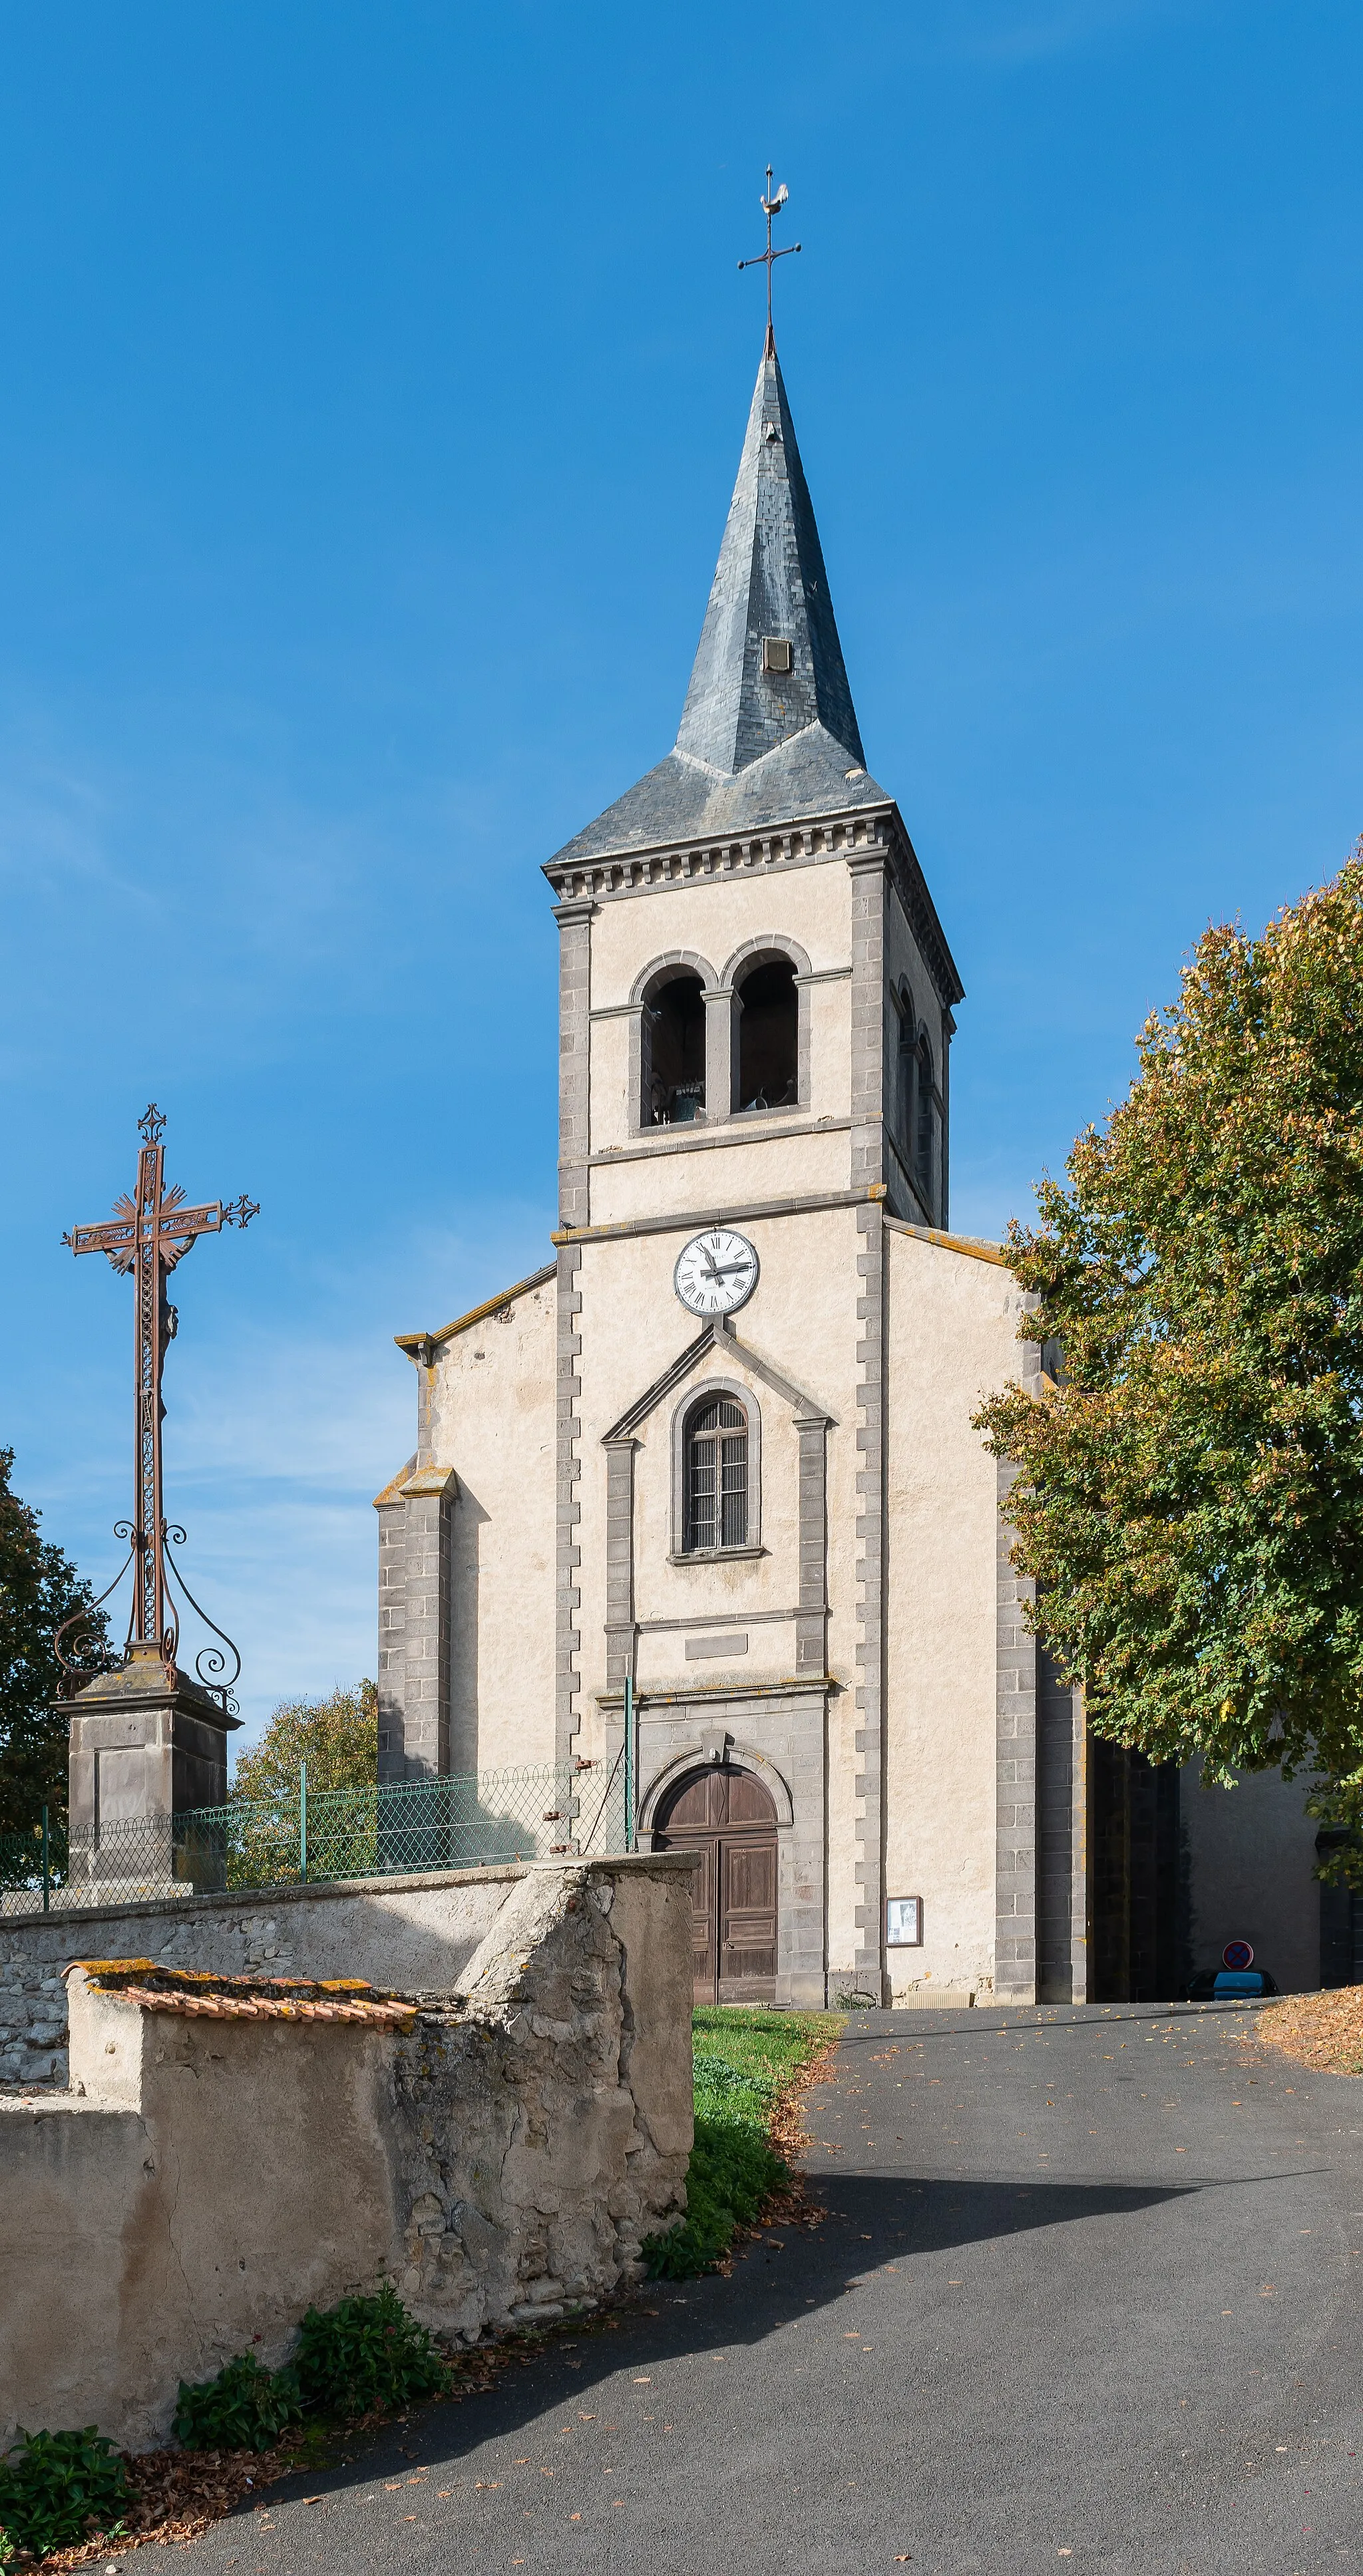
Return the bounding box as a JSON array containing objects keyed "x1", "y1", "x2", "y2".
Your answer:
[{"x1": 3, "y1": 0, "x2": 1362, "y2": 1740}]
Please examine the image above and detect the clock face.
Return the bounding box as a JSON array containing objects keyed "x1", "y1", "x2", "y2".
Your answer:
[{"x1": 673, "y1": 1227, "x2": 760, "y2": 1318}]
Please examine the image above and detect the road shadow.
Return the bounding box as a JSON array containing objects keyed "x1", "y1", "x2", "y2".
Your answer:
[{"x1": 229, "y1": 2166, "x2": 1205, "y2": 2523}]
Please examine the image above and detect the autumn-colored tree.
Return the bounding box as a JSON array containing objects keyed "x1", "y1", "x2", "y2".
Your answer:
[
  {"x1": 974, "y1": 851, "x2": 1363, "y2": 1860},
  {"x1": 232, "y1": 1681, "x2": 378, "y2": 1798},
  {"x1": 0, "y1": 1449, "x2": 109, "y2": 1835}
]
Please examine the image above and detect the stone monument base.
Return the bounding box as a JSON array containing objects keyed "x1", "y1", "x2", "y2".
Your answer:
[{"x1": 63, "y1": 1646, "x2": 241, "y2": 1892}]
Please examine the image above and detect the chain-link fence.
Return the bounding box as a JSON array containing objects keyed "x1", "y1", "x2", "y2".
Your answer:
[
  {"x1": 0, "y1": 1753, "x2": 630, "y2": 1917},
  {"x1": 0, "y1": 1817, "x2": 67, "y2": 1917}
]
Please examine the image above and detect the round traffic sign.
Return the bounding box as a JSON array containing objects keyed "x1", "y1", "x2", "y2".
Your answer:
[{"x1": 1223, "y1": 1939, "x2": 1255, "y2": 1971}]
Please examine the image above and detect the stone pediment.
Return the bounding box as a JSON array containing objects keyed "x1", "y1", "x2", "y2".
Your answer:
[{"x1": 600, "y1": 1314, "x2": 833, "y2": 1448}]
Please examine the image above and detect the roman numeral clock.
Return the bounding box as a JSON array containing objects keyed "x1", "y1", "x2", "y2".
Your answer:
[{"x1": 673, "y1": 1228, "x2": 760, "y2": 1319}]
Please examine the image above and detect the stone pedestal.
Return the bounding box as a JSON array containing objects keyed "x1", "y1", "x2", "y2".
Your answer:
[{"x1": 64, "y1": 1646, "x2": 242, "y2": 1897}]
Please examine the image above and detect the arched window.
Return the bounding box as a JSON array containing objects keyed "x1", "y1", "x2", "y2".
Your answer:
[
  {"x1": 737, "y1": 957, "x2": 798, "y2": 1112},
  {"x1": 916, "y1": 1035, "x2": 935, "y2": 1209},
  {"x1": 683, "y1": 1394, "x2": 749, "y2": 1551},
  {"x1": 646, "y1": 972, "x2": 706, "y2": 1124},
  {"x1": 895, "y1": 991, "x2": 917, "y2": 1160}
]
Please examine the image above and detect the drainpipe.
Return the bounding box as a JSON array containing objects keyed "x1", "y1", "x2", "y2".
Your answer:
[{"x1": 623, "y1": 1677, "x2": 635, "y2": 1855}]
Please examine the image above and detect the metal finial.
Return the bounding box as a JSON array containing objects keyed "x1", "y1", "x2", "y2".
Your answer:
[{"x1": 737, "y1": 164, "x2": 801, "y2": 356}]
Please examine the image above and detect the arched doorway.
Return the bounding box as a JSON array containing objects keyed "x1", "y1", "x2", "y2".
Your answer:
[{"x1": 654, "y1": 1764, "x2": 778, "y2": 2005}]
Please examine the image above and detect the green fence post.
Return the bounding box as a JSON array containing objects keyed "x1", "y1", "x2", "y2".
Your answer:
[
  {"x1": 623, "y1": 1676, "x2": 634, "y2": 1855},
  {"x1": 41, "y1": 1805, "x2": 49, "y2": 1914},
  {"x1": 299, "y1": 1761, "x2": 307, "y2": 1884}
]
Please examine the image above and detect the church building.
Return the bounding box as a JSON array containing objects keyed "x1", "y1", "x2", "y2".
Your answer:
[{"x1": 374, "y1": 326, "x2": 1328, "y2": 2008}]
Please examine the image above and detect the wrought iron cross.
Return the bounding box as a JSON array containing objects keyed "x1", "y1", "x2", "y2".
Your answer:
[
  {"x1": 738, "y1": 167, "x2": 801, "y2": 358},
  {"x1": 63, "y1": 1106, "x2": 258, "y2": 1671}
]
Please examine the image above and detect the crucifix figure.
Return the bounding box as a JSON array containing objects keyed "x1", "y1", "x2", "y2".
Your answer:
[
  {"x1": 61, "y1": 1105, "x2": 258, "y2": 1683},
  {"x1": 738, "y1": 167, "x2": 801, "y2": 358}
]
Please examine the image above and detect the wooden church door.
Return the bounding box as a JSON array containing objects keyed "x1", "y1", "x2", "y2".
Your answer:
[{"x1": 653, "y1": 1764, "x2": 778, "y2": 2004}]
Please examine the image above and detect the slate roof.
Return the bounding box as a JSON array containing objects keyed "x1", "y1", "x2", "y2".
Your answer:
[{"x1": 549, "y1": 339, "x2": 889, "y2": 869}]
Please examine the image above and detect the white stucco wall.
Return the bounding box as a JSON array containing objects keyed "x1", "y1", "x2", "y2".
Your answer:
[
  {"x1": 426, "y1": 1281, "x2": 556, "y2": 1772},
  {"x1": 588, "y1": 866, "x2": 852, "y2": 1021},
  {"x1": 590, "y1": 1126, "x2": 853, "y2": 1231},
  {"x1": 0, "y1": 1857, "x2": 694, "y2": 2451},
  {"x1": 883, "y1": 1227, "x2": 1022, "y2": 2002}
]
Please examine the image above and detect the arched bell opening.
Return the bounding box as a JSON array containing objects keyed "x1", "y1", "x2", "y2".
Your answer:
[
  {"x1": 645, "y1": 971, "x2": 707, "y2": 1125},
  {"x1": 653, "y1": 1762, "x2": 778, "y2": 2003},
  {"x1": 735, "y1": 956, "x2": 799, "y2": 1112}
]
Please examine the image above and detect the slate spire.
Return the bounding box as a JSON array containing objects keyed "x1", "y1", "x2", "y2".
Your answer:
[
  {"x1": 674, "y1": 339, "x2": 866, "y2": 777},
  {"x1": 546, "y1": 335, "x2": 884, "y2": 871}
]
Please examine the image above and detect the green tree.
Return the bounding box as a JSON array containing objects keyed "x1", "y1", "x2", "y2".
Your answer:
[
  {"x1": 0, "y1": 1448, "x2": 110, "y2": 1834},
  {"x1": 232, "y1": 1681, "x2": 378, "y2": 1798},
  {"x1": 226, "y1": 1683, "x2": 379, "y2": 1889},
  {"x1": 974, "y1": 852, "x2": 1363, "y2": 1857}
]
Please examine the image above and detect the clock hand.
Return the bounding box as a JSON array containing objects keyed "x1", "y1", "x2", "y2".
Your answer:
[{"x1": 705, "y1": 1261, "x2": 753, "y2": 1279}]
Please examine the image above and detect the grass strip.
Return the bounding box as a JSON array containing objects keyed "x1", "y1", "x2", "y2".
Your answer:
[{"x1": 644, "y1": 2006, "x2": 843, "y2": 2278}]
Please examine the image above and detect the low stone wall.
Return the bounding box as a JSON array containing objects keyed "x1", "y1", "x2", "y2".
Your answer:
[
  {"x1": 0, "y1": 1854, "x2": 695, "y2": 2452},
  {"x1": 0, "y1": 1865, "x2": 530, "y2": 2088}
]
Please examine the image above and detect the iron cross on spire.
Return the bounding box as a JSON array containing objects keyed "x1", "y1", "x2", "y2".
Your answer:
[
  {"x1": 738, "y1": 167, "x2": 801, "y2": 358},
  {"x1": 62, "y1": 1105, "x2": 258, "y2": 1677}
]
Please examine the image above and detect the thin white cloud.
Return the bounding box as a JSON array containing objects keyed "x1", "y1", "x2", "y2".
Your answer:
[
  {"x1": 918, "y1": 0, "x2": 1191, "y2": 67},
  {"x1": 24, "y1": 1201, "x2": 558, "y2": 1748}
]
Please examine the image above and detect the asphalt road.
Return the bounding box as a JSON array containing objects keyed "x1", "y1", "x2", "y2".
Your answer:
[{"x1": 164, "y1": 2001, "x2": 1363, "y2": 2575}]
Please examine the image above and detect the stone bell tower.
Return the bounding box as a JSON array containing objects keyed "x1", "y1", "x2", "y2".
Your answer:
[
  {"x1": 543, "y1": 331, "x2": 960, "y2": 1235},
  {"x1": 538, "y1": 324, "x2": 965, "y2": 2002}
]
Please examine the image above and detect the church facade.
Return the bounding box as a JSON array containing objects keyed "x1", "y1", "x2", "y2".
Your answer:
[{"x1": 374, "y1": 333, "x2": 1328, "y2": 2007}]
